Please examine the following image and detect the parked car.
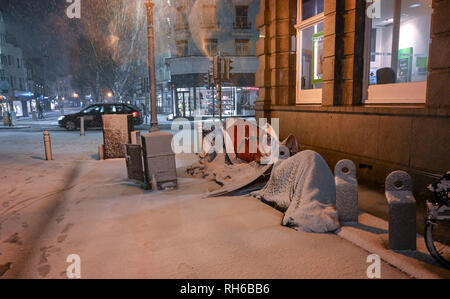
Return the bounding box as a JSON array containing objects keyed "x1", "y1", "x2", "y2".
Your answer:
[{"x1": 58, "y1": 103, "x2": 143, "y2": 131}]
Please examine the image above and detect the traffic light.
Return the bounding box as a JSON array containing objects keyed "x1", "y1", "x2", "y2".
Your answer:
[
  {"x1": 213, "y1": 56, "x2": 222, "y2": 81},
  {"x1": 224, "y1": 58, "x2": 233, "y2": 82},
  {"x1": 208, "y1": 73, "x2": 214, "y2": 87},
  {"x1": 202, "y1": 72, "x2": 214, "y2": 88},
  {"x1": 202, "y1": 73, "x2": 209, "y2": 88}
]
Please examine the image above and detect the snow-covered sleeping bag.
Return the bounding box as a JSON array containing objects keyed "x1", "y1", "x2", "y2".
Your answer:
[{"x1": 252, "y1": 150, "x2": 340, "y2": 233}]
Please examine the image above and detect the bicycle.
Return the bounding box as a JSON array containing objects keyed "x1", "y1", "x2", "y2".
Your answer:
[{"x1": 424, "y1": 172, "x2": 450, "y2": 269}]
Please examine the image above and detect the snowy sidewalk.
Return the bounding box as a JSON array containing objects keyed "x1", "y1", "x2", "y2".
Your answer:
[
  {"x1": 0, "y1": 130, "x2": 448, "y2": 279},
  {"x1": 337, "y1": 213, "x2": 450, "y2": 279},
  {"x1": 0, "y1": 154, "x2": 409, "y2": 279}
]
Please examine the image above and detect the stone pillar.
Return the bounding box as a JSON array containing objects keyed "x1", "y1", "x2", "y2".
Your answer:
[
  {"x1": 255, "y1": 0, "x2": 271, "y2": 120},
  {"x1": 102, "y1": 114, "x2": 134, "y2": 159},
  {"x1": 385, "y1": 171, "x2": 417, "y2": 251},
  {"x1": 335, "y1": 159, "x2": 358, "y2": 223},
  {"x1": 426, "y1": 0, "x2": 450, "y2": 108},
  {"x1": 268, "y1": 0, "x2": 297, "y2": 107},
  {"x1": 322, "y1": 0, "x2": 366, "y2": 106},
  {"x1": 255, "y1": 0, "x2": 297, "y2": 119},
  {"x1": 322, "y1": 0, "x2": 344, "y2": 106}
]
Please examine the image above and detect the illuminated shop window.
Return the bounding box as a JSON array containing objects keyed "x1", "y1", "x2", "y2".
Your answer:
[
  {"x1": 364, "y1": 0, "x2": 432, "y2": 104},
  {"x1": 296, "y1": 0, "x2": 324, "y2": 104}
]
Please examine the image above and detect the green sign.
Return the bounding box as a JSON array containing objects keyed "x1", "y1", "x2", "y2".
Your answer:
[
  {"x1": 398, "y1": 47, "x2": 413, "y2": 83},
  {"x1": 312, "y1": 32, "x2": 324, "y2": 84}
]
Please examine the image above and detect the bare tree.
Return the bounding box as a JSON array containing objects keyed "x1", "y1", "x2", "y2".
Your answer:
[{"x1": 70, "y1": 0, "x2": 148, "y2": 103}]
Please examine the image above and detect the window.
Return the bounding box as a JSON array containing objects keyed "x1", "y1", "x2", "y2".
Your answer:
[
  {"x1": 201, "y1": 4, "x2": 218, "y2": 29},
  {"x1": 176, "y1": 40, "x2": 188, "y2": 57},
  {"x1": 175, "y1": 7, "x2": 188, "y2": 32},
  {"x1": 235, "y1": 39, "x2": 250, "y2": 56},
  {"x1": 17, "y1": 58, "x2": 20, "y2": 68},
  {"x1": 235, "y1": 6, "x2": 250, "y2": 29},
  {"x1": 296, "y1": 0, "x2": 324, "y2": 104},
  {"x1": 203, "y1": 39, "x2": 218, "y2": 56},
  {"x1": 83, "y1": 105, "x2": 100, "y2": 114},
  {"x1": 364, "y1": 0, "x2": 432, "y2": 104}
]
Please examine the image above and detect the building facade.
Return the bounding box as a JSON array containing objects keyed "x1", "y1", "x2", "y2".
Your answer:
[
  {"x1": 254, "y1": 0, "x2": 449, "y2": 213},
  {"x1": 166, "y1": 0, "x2": 260, "y2": 118},
  {"x1": 0, "y1": 10, "x2": 30, "y2": 118}
]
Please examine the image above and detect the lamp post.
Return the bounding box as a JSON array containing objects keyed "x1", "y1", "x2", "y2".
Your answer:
[{"x1": 145, "y1": 0, "x2": 159, "y2": 132}]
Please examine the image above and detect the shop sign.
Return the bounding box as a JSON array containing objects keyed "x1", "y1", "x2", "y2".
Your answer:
[
  {"x1": 398, "y1": 47, "x2": 413, "y2": 83},
  {"x1": 312, "y1": 32, "x2": 324, "y2": 84}
]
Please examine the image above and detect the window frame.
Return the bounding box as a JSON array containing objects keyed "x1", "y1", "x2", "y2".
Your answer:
[
  {"x1": 235, "y1": 39, "x2": 250, "y2": 56},
  {"x1": 203, "y1": 38, "x2": 218, "y2": 56},
  {"x1": 295, "y1": 0, "x2": 325, "y2": 105},
  {"x1": 362, "y1": 2, "x2": 430, "y2": 105},
  {"x1": 235, "y1": 5, "x2": 250, "y2": 29}
]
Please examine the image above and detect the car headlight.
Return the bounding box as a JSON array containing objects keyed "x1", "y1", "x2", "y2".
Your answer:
[{"x1": 58, "y1": 116, "x2": 65, "y2": 121}]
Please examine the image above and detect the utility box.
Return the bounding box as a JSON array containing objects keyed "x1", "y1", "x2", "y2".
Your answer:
[
  {"x1": 141, "y1": 131, "x2": 178, "y2": 190},
  {"x1": 102, "y1": 114, "x2": 134, "y2": 159},
  {"x1": 124, "y1": 144, "x2": 145, "y2": 182}
]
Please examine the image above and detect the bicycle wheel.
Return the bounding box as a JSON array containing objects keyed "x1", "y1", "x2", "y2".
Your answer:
[{"x1": 425, "y1": 219, "x2": 450, "y2": 269}]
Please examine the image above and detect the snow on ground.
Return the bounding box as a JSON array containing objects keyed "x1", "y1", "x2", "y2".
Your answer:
[
  {"x1": 338, "y1": 213, "x2": 450, "y2": 279},
  {"x1": 0, "y1": 130, "x2": 412, "y2": 279}
]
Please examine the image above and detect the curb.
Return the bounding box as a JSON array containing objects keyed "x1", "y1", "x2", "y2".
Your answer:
[
  {"x1": 0, "y1": 126, "x2": 31, "y2": 130},
  {"x1": 336, "y1": 212, "x2": 450, "y2": 279}
]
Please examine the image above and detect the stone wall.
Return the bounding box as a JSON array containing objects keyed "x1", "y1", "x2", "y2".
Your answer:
[{"x1": 254, "y1": 0, "x2": 450, "y2": 201}]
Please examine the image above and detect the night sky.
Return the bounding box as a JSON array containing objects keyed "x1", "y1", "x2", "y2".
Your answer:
[{"x1": 0, "y1": 0, "x2": 80, "y2": 77}]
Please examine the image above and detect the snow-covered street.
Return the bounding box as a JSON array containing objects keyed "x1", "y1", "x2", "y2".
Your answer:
[{"x1": 0, "y1": 129, "x2": 449, "y2": 278}]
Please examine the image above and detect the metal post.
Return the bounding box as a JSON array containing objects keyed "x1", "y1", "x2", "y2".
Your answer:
[
  {"x1": 212, "y1": 84, "x2": 216, "y2": 118},
  {"x1": 218, "y1": 81, "x2": 222, "y2": 122},
  {"x1": 145, "y1": 0, "x2": 159, "y2": 133},
  {"x1": 80, "y1": 117, "x2": 85, "y2": 136},
  {"x1": 43, "y1": 130, "x2": 53, "y2": 161},
  {"x1": 98, "y1": 144, "x2": 105, "y2": 160}
]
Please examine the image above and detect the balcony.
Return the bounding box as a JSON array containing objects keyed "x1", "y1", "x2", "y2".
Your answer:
[
  {"x1": 233, "y1": 17, "x2": 252, "y2": 30},
  {"x1": 200, "y1": 21, "x2": 220, "y2": 30},
  {"x1": 174, "y1": 23, "x2": 189, "y2": 33}
]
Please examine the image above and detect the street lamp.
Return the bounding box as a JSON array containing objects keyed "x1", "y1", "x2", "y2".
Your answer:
[
  {"x1": 144, "y1": 0, "x2": 159, "y2": 132},
  {"x1": 139, "y1": 0, "x2": 178, "y2": 191}
]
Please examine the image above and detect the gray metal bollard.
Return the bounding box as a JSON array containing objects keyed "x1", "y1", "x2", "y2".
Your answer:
[
  {"x1": 335, "y1": 159, "x2": 358, "y2": 223},
  {"x1": 80, "y1": 117, "x2": 85, "y2": 136},
  {"x1": 98, "y1": 145, "x2": 105, "y2": 160},
  {"x1": 43, "y1": 130, "x2": 53, "y2": 161},
  {"x1": 385, "y1": 171, "x2": 416, "y2": 251},
  {"x1": 131, "y1": 131, "x2": 141, "y2": 146},
  {"x1": 196, "y1": 121, "x2": 203, "y2": 153}
]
